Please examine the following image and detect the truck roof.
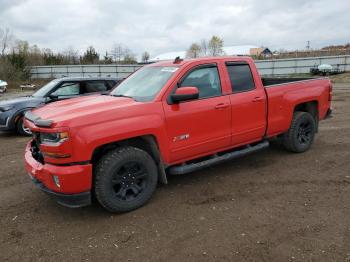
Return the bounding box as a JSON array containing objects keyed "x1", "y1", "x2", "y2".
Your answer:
[
  {"x1": 149, "y1": 56, "x2": 252, "y2": 67},
  {"x1": 57, "y1": 76, "x2": 122, "y2": 81}
]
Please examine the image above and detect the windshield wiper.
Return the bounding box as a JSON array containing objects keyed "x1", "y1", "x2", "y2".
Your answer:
[{"x1": 111, "y1": 94, "x2": 134, "y2": 99}]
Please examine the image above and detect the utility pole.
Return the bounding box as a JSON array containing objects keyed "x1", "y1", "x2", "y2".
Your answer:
[{"x1": 306, "y1": 40, "x2": 310, "y2": 50}]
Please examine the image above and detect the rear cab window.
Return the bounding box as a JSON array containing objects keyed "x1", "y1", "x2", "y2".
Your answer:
[
  {"x1": 84, "y1": 81, "x2": 109, "y2": 93},
  {"x1": 226, "y1": 62, "x2": 256, "y2": 93}
]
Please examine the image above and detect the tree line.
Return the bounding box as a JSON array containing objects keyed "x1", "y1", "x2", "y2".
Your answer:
[
  {"x1": 0, "y1": 27, "x2": 151, "y2": 80},
  {"x1": 186, "y1": 36, "x2": 224, "y2": 58},
  {"x1": 0, "y1": 29, "x2": 223, "y2": 81}
]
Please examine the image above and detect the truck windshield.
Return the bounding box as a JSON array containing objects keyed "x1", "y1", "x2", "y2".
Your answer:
[
  {"x1": 110, "y1": 66, "x2": 178, "y2": 101},
  {"x1": 32, "y1": 79, "x2": 60, "y2": 97}
]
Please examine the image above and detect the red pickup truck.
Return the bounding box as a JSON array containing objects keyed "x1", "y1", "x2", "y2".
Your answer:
[{"x1": 24, "y1": 57, "x2": 332, "y2": 212}]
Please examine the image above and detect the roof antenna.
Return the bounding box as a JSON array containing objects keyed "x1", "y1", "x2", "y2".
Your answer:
[{"x1": 173, "y1": 56, "x2": 183, "y2": 64}]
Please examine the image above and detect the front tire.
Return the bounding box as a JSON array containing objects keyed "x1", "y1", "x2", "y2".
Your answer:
[
  {"x1": 16, "y1": 116, "x2": 32, "y2": 136},
  {"x1": 94, "y1": 146, "x2": 158, "y2": 213},
  {"x1": 282, "y1": 111, "x2": 316, "y2": 153}
]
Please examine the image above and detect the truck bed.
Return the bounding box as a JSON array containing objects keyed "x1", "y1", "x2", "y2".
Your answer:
[
  {"x1": 264, "y1": 77, "x2": 331, "y2": 137},
  {"x1": 262, "y1": 77, "x2": 316, "y2": 87}
]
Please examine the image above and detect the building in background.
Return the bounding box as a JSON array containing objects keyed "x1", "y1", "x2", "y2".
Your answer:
[
  {"x1": 249, "y1": 47, "x2": 273, "y2": 58},
  {"x1": 149, "y1": 45, "x2": 272, "y2": 62}
]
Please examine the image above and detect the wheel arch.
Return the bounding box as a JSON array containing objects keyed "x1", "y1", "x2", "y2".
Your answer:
[
  {"x1": 293, "y1": 100, "x2": 319, "y2": 131},
  {"x1": 11, "y1": 107, "x2": 35, "y2": 128},
  {"x1": 91, "y1": 135, "x2": 168, "y2": 184}
]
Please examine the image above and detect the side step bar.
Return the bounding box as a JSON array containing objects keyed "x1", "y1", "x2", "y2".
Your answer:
[{"x1": 168, "y1": 141, "x2": 270, "y2": 175}]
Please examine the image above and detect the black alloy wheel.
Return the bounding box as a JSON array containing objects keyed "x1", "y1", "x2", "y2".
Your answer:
[
  {"x1": 112, "y1": 161, "x2": 148, "y2": 201},
  {"x1": 282, "y1": 111, "x2": 316, "y2": 153},
  {"x1": 94, "y1": 146, "x2": 158, "y2": 213}
]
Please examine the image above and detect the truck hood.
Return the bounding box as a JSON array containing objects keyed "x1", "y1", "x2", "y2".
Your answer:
[
  {"x1": 32, "y1": 95, "x2": 137, "y2": 126},
  {"x1": 0, "y1": 96, "x2": 44, "y2": 107}
]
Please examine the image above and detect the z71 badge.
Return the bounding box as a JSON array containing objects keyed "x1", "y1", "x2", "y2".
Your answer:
[{"x1": 173, "y1": 134, "x2": 190, "y2": 142}]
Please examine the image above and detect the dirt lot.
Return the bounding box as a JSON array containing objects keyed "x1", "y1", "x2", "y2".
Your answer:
[
  {"x1": 0, "y1": 83, "x2": 349, "y2": 262},
  {"x1": 330, "y1": 72, "x2": 350, "y2": 83}
]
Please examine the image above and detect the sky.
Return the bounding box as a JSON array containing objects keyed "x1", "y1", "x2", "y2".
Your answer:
[{"x1": 0, "y1": 0, "x2": 349, "y2": 59}]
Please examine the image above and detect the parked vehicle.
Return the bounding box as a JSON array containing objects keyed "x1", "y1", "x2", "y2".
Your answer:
[
  {"x1": 20, "y1": 83, "x2": 36, "y2": 90},
  {"x1": 0, "y1": 80, "x2": 8, "y2": 93},
  {"x1": 24, "y1": 57, "x2": 332, "y2": 212},
  {"x1": 310, "y1": 64, "x2": 344, "y2": 75},
  {"x1": 0, "y1": 77, "x2": 121, "y2": 135}
]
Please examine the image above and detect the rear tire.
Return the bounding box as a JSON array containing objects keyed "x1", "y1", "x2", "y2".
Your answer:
[
  {"x1": 94, "y1": 146, "x2": 158, "y2": 213},
  {"x1": 282, "y1": 111, "x2": 316, "y2": 153},
  {"x1": 16, "y1": 116, "x2": 32, "y2": 136}
]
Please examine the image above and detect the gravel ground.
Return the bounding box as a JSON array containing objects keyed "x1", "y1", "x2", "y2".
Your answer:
[{"x1": 0, "y1": 83, "x2": 349, "y2": 262}]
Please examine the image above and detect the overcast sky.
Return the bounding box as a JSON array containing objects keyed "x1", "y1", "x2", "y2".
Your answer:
[{"x1": 0, "y1": 0, "x2": 349, "y2": 58}]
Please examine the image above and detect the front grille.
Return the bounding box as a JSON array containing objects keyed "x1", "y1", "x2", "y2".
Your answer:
[
  {"x1": 31, "y1": 132, "x2": 44, "y2": 164},
  {"x1": 0, "y1": 117, "x2": 9, "y2": 127}
]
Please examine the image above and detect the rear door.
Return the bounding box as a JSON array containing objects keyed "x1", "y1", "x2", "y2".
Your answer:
[
  {"x1": 163, "y1": 63, "x2": 232, "y2": 163},
  {"x1": 226, "y1": 62, "x2": 267, "y2": 145},
  {"x1": 83, "y1": 80, "x2": 110, "y2": 94}
]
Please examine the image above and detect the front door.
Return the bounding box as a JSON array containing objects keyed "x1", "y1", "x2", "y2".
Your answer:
[
  {"x1": 48, "y1": 82, "x2": 82, "y2": 102},
  {"x1": 163, "y1": 64, "x2": 231, "y2": 163}
]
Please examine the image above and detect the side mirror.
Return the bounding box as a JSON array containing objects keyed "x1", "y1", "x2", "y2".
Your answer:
[
  {"x1": 171, "y1": 86, "x2": 199, "y2": 103},
  {"x1": 48, "y1": 94, "x2": 58, "y2": 101}
]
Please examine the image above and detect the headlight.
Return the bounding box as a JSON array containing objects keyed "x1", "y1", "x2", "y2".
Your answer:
[
  {"x1": 40, "y1": 132, "x2": 69, "y2": 145},
  {"x1": 0, "y1": 105, "x2": 13, "y2": 112}
]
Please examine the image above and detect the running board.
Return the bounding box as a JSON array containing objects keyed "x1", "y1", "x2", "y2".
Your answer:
[{"x1": 168, "y1": 141, "x2": 270, "y2": 175}]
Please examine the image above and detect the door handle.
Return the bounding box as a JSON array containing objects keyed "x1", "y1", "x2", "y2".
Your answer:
[
  {"x1": 215, "y1": 103, "x2": 229, "y2": 109},
  {"x1": 252, "y1": 97, "x2": 264, "y2": 102}
]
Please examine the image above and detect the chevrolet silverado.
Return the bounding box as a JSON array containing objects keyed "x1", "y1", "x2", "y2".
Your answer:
[{"x1": 24, "y1": 57, "x2": 332, "y2": 212}]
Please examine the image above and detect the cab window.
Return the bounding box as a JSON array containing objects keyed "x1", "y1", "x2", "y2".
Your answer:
[
  {"x1": 84, "y1": 81, "x2": 108, "y2": 93},
  {"x1": 226, "y1": 63, "x2": 256, "y2": 93},
  {"x1": 180, "y1": 66, "x2": 221, "y2": 99}
]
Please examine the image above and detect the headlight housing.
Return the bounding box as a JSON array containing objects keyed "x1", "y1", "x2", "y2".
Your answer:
[
  {"x1": 40, "y1": 132, "x2": 69, "y2": 145},
  {"x1": 0, "y1": 105, "x2": 13, "y2": 112}
]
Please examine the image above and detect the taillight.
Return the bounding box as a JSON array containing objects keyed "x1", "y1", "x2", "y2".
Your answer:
[{"x1": 329, "y1": 83, "x2": 333, "y2": 101}]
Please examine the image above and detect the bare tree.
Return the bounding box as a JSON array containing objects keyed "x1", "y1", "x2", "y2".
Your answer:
[
  {"x1": 141, "y1": 51, "x2": 150, "y2": 62},
  {"x1": 186, "y1": 43, "x2": 202, "y2": 58},
  {"x1": 122, "y1": 47, "x2": 137, "y2": 64},
  {"x1": 12, "y1": 40, "x2": 29, "y2": 54},
  {"x1": 200, "y1": 39, "x2": 208, "y2": 56},
  {"x1": 123, "y1": 53, "x2": 137, "y2": 64},
  {"x1": 0, "y1": 27, "x2": 14, "y2": 56},
  {"x1": 110, "y1": 43, "x2": 125, "y2": 63},
  {"x1": 208, "y1": 35, "x2": 224, "y2": 56},
  {"x1": 62, "y1": 46, "x2": 79, "y2": 64},
  {"x1": 123, "y1": 47, "x2": 131, "y2": 57},
  {"x1": 28, "y1": 44, "x2": 43, "y2": 65}
]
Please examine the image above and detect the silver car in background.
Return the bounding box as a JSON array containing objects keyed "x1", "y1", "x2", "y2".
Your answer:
[{"x1": 0, "y1": 80, "x2": 7, "y2": 93}]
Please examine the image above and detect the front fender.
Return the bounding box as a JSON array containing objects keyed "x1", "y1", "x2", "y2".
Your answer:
[{"x1": 70, "y1": 114, "x2": 170, "y2": 163}]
